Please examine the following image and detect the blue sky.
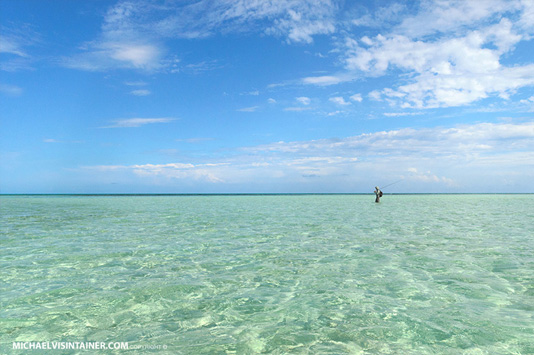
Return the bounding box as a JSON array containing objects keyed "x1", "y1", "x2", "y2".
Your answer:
[{"x1": 1, "y1": 0, "x2": 533, "y2": 193}]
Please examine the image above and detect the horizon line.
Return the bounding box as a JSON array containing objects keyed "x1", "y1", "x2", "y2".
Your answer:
[{"x1": 1, "y1": 192, "x2": 533, "y2": 196}]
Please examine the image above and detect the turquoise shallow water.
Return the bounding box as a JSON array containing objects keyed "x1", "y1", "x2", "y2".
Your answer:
[{"x1": 1, "y1": 194, "x2": 533, "y2": 354}]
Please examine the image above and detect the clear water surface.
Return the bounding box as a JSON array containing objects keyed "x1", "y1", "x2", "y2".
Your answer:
[{"x1": 1, "y1": 194, "x2": 533, "y2": 354}]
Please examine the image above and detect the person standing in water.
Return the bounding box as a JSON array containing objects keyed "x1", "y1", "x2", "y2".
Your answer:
[{"x1": 374, "y1": 186, "x2": 383, "y2": 203}]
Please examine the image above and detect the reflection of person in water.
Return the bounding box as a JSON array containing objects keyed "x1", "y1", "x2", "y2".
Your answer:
[{"x1": 374, "y1": 186, "x2": 383, "y2": 203}]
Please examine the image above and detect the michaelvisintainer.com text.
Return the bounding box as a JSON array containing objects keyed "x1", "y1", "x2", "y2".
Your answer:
[{"x1": 13, "y1": 342, "x2": 128, "y2": 350}]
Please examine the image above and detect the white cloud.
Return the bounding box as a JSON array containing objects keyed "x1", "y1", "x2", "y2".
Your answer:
[
  {"x1": 102, "y1": 117, "x2": 176, "y2": 128},
  {"x1": 345, "y1": 23, "x2": 516, "y2": 75},
  {"x1": 368, "y1": 90, "x2": 381, "y2": 101},
  {"x1": 108, "y1": 43, "x2": 161, "y2": 68},
  {"x1": 342, "y1": 12, "x2": 534, "y2": 108},
  {"x1": 268, "y1": 98, "x2": 277, "y2": 104},
  {"x1": 350, "y1": 93, "x2": 363, "y2": 102},
  {"x1": 519, "y1": 96, "x2": 534, "y2": 111},
  {"x1": 327, "y1": 110, "x2": 343, "y2": 116},
  {"x1": 329, "y1": 96, "x2": 351, "y2": 105},
  {"x1": 296, "y1": 96, "x2": 311, "y2": 105},
  {"x1": 382, "y1": 64, "x2": 534, "y2": 109}
]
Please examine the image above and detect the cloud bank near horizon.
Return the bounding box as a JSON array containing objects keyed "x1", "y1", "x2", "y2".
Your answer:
[{"x1": 83, "y1": 121, "x2": 534, "y2": 192}]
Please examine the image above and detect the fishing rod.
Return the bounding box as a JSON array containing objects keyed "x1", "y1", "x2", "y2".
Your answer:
[{"x1": 380, "y1": 179, "x2": 403, "y2": 190}]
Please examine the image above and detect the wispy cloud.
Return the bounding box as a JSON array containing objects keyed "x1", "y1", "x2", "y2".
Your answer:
[
  {"x1": 43, "y1": 138, "x2": 83, "y2": 144},
  {"x1": 0, "y1": 84, "x2": 23, "y2": 96},
  {"x1": 145, "y1": 0, "x2": 339, "y2": 43},
  {"x1": 60, "y1": 1, "x2": 167, "y2": 72},
  {"x1": 0, "y1": 35, "x2": 28, "y2": 57},
  {"x1": 176, "y1": 137, "x2": 215, "y2": 143},
  {"x1": 284, "y1": 107, "x2": 312, "y2": 112},
  {"x1": 383, "y1": 112, "x2": 424, "y2": 117},
  {"x1": 246, "y1": 122, "x2": 534, "y2": 158},
  {"x1": 0, "y1": 24, "x2": 41, "y2": 71},
  {"x1": 181, "y1": 60, "x2": 221, "y2": 74},
  {"x1": 395, "y1": 0, "x2": 517, "y2": 38},
  {"x1": 0, "y1": 24, "x2": 39, "y2": 57},
  {"x1": 407, "y1": 168, "x2": 454, "y2": 186},
  {"x1": 241, "y1": 90, "x2": 260, "y2": 96},
  {"x1": 263, "y1": 2, "x2": 337, "y2": 43},
  {"x1": 351, "y1": 3, "x2": 407, "y2": 28},
  {"x1": 62, "y1": 42, "x2": 164, "y2": 72},
  {"x1": 130, "y1": 89, "x2": 151, "y2": 96},
  {"x1": 237, "y1": 106, "x2": 259, "y2": 112},
  {"x1": 102, "y1": 117, "x2": 176, "y2": 128},
  {"x1": 63, "y1": 0, "x2": 339, "y2": 73},
  {"x1": 124, "y1": 81, "x2": 148, "y2": 86},
  {"x1": 301, "y1": 75, "x2": 348, "y2": 86},
  {"x1": 85, "y1": 162, "x2": 226, "y2": 183}
]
